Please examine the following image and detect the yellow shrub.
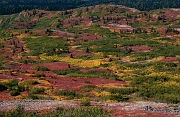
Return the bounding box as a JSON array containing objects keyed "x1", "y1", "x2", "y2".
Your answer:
[
  {"x1": 15, "y1": 95, "x2": 25, "y2": 99},
  {"x1": 36, "y1": 79, "x2": 51, "y2": 85},
  {"x1": 123, "y1": 69, "x2": 133, "y2": 73},
  {"x1": 52, "y1": 96, "x2": 63, "y2": 100},
  {"x1": 99, "y1": 83, "x2": 124, "y2": 88},
  {"x1": 106, "y1": 99, "x2": 117, "y2": 103},
  {"x1": 162, "y1": 81, "x2": 180, "y2": 87},
  {"x1": 24, "y1": 73, "x2": 34, "y2": 77},
  {"x1": 0, "y1": 79, "x2": 10, "y2": 83},
  {"x1": 17, "y1": 34, "x2": 28, "y2": 39},
  {"x1": 92, "y1": 91, "x2": 111, "y2": 97},
  {"x1": 40, "y1": 54, "x2": 101, "y2": 68},
  {"x1": 0, "y1": 69, "x2": 11, "y2": 72}
]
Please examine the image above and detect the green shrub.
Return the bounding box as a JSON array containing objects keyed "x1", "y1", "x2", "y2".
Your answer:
[
  {"x1": 109, "y1": 93, "x2": 123, "y2": 102},
  {"x1": 55, "y1": 89, "x2": 83, "y2": 99},
  {"x1": 0, "y1": 83, "x2": 7, "y2": 91},
  {"x1": 5, "y1": 105, "x2": 24, "y2": 117},
  {"x1": 30, "y1": 87, "x2": 45, "y2": 94},
  {"x1": 80, "y1": 85, "x2": 97, "y2": 92},
  {"x1": 26, "y1": 94, "x2": 39, "y2": 100},
  {"x1": 10, "y1": 90, "x2": 20, "y2": 96},
  {"x1": 31, "y1": 74, "x2": 46, "y2": 78},
  {"x1": 107, "y1": 87, "x2": 137, "y2": 95},
  {"x1": 20, "y1": 80, "x2": 39, "y2": 86},
  {"x1": 81, "y1": 97, "x2": 90, "y2": 106},
  {"x1": 54, "y1": 68, "x2": 80, "y2": 75},
  {"x1": 5, "y1": 80, "x2": 18, "y2": 90},
  {"x1": 39, "y1": 77, "x2": 45, "y2": 80},
  {"x1": 55, "y1": 69, "x2": 119, "y2": 80},
  {"x1": 23, "y1": 37, "x2": 69, "y2": 56}
]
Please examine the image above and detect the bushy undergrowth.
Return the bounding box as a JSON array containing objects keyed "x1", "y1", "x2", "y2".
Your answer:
[
  {"x1": 22, "y1": 37, "x2": 69, "y2": 56},
  {"x1": 30, "y1": 87, "x2": 45, "y2": 94},
  {"x1": 0, "y1": 106, "x2": 109, "y2": 117},
  {"x1": 54, "y1": 68, "x2": 118, "y2": 79},
  {"x1": 131, "y1": 76, "x2": 180, "y2": 103},
  {"x1": 2, "y1": 80, "x2": 27, "y2": 96},
  {"x1": 55, "y1": 89, "x2": 83, "y2": 99}
]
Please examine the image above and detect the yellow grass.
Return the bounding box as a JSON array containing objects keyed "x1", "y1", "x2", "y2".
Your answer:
[
  {"x1": 16, "y1": 34, "x2": 28, "y2": 39},
  {"x1": 20, "y1": 79, "x2": 51, "y2": 86},
  {"x1": 40, "y1": 54, "x2": 101, "y2": 68},
  {"x1": 48, "y1": 36, "x2": 59, "y2": 38},
  {"x1": 0, "y1": 79, "x2": 10, "y2": 83},
  {"x1": 51, "y1": 96, "x2": 63, "y2": 100},
  {"x1": 92, "y1": 91, "x2": 111, "y2": 97},
  {"x1": 24, "y1": 73, "x2": 34, "y2": 77},
  {"x1": 162, "y1": 81, "x2": 180, "y2": 87},
  {"x1": 30, "y1": 36, "x2": 42, "y2": 38},
  {"x1": 0, "y1": 69, "x2": 11, "y2": 73},
  {"x1": 106, "y1": 99, "x2": 117, "y2": 103},
  {"x1": 98, "y1": 83, "x2": 124, "y2": 88},
  {"x1": 69, "y1": 45, "x2": 80, "y2": 49},
  {"x1": 123, "y1": 69, "x2": 133, "y2": 73},
  {"x1": 15, "y1": 95, "x2": 25, "y2": 99},
  {"x1": 152, "y1": 56, "x2": 164, "y2": 61},
  {"x1": 36, "y1": 79, "x2": 51, "y2": 85}
]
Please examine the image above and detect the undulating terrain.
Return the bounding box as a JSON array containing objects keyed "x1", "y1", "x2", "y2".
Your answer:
[{"x1": 1, "y1": 4, "x2": 180, "y2": 116}]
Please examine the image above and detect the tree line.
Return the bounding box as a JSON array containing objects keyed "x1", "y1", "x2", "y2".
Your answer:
[{"x1": 0, "y1": 0, "x2": 180, "y2": 15}]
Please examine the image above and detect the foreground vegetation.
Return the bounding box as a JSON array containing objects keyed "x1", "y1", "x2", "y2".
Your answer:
[{"x1": 0, "y1": 106, "x2": 109, "y2": 117}]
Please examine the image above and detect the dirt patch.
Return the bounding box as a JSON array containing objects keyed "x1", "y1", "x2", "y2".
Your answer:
[
  {"x1": 33, "y1": 30, "x2": 46, "y2": 36},
  {"x1": 69, "y1": 49, "x2": 92, "y2": 57},
  {"x1": 0, "y1": 100, "x2": 77, "y2": 111},
  {"x1": 47, "y1": 76, "x2": 127, "y2": 90},
  {"x1": 80, "y1": 68, "x2": 112, "y2": 73},
  {"x1": 40, "y1": 62, "x2": 70, "y2": 70},
  {"x1": 164, "y1": 9, "x2": 180, "y2": 19},
  {"x1": 161, "y1": 57, "x2": 177, "y2": 63},
  {"x1": 120, "y1": 45, "x2": 153, "y2": 52},
  {"x1": 78, "y1": 34, "x2": 102, "y2": 41},
  {"x1": 0, "y1": 92, "x2": 14, "y2": 100},
  {"x1": 102, "y1": 101, "x2": 180, "y2": 117},
  {"x1": 14, "y1": 22, "x2": 34, "y2": 29}
]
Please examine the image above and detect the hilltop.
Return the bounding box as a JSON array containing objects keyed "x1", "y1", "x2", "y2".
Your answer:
[{"x1": 0, "y1": 4, "x2": 180, "y2": 116}]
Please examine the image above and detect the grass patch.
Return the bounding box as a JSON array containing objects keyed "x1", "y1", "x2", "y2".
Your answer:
[{"x1": 23, "y1": 36, "x2": 69, "y2": 56}]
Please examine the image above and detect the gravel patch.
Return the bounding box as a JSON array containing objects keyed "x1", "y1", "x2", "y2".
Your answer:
[
  {"x1": 0, "y1": 100, "x2": 77, "y2": 111},
  {"x1": 103, "y1": 101, "x2": 180, "y2": 114}
]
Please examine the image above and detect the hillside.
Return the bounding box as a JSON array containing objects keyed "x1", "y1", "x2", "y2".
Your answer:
[
  {"x1": 1, "y1": 4, "x2": 180, "y2": 116},
  {"x1": 0, "y1": 0, "x2": 180, "y2": 15}
]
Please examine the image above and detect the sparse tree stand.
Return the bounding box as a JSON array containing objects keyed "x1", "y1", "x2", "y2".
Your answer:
[
  {"x1": 85, "y1": 47, "x2": 90, "y2": 53},
  {"x1": 109, "y1": 58, "x2": 113, "y2": 62},
  {"x1": 70, "y1": 54, "x2": 73, "y2": 58},
  {"x1": 68, "y1": 64, "x2": 71, "y2": 68}
]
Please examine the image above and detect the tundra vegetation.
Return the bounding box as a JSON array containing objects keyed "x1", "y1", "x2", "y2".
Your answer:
[{"x1": 0, "y1": 4, "x2": 180, "y2": 116}]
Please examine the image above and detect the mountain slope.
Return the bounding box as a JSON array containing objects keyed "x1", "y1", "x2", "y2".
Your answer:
[{"x1": 1, "y1": 5, "x2": 180, "y2": 117}]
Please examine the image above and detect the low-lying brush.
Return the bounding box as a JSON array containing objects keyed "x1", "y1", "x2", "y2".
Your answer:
[
  {"x1": 55, "y1": 89, "x2": 83, "y2": 99},
  {"x1": 0, "y1": 106, "x2": 109, "y2": 117},
  {"x1": 30, "y1": 87, "x2": 45, "y2": 94}
]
